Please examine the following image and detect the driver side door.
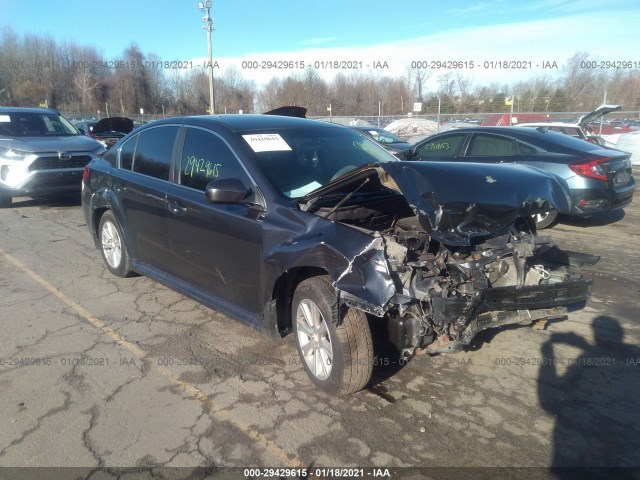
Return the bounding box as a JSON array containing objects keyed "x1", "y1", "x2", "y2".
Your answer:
[{"x1": 165, "y1": 126, "x2": 265, "y2": 323}]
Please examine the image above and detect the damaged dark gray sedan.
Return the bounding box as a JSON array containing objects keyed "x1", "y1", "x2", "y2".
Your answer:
[{"x1": 82, "y1": 115, "x2": 597, "y2": 395}]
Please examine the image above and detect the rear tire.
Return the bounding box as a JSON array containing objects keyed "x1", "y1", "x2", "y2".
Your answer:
[
  {"x1": 532, "y1": 209, "x2": 558, "y2": 229},
  {"x1": 98, "y1": 211, "x2": 134, "y2": 277},
  {"x1": 292, "y1": 276, "x2": 373, "y2": 395}
]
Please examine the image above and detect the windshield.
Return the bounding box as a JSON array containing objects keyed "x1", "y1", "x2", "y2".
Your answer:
[
  {"x1": 363, "y1": 128, "x2": 405, "y2": 144},
  {"x1": 241, "y1": 126, "x2": 398, "y2": 198},
  {"x1": 0, "y1": 111, "x2": 79, "y2": 137}
]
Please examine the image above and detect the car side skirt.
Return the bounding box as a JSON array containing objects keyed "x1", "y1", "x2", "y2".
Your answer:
[{"x1": 133, "y1": 260, "x2": 264, "y2": 330}]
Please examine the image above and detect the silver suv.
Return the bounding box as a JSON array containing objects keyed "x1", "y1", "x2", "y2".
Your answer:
[{"x1": 0, "y1": 107, "x2": 106, "y2": 208}]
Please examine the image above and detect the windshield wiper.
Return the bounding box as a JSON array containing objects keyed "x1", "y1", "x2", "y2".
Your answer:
[
  {"x1": 299, "y1": 163, "x2": 379, "y2": 212},
  {"x1": 319, "y1": 177, "x2": 370, "y2": 218}
]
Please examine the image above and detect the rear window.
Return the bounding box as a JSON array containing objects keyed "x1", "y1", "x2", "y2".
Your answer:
[{"x1": 536, "y1": 129, "x2": 603, "y2": 152}]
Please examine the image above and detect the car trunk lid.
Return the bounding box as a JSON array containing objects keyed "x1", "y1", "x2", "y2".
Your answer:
[{"x1": 577, "y1": 104, "x2": 622, "y2": 128}]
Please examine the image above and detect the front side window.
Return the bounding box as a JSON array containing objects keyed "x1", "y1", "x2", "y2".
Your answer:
[
  {"x1": 415, "y1": 134, "x2": 466, "y2": 158},
  {"x1": 132, "y1": 126, "x2": 178, "y2": 180},
  {"x1": 179, "y1": 128, "x2": 248, "y2": 191}
]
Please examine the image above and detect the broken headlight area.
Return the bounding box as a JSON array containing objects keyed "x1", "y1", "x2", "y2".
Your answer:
[
  {"x1": 332, "y1": 211, "x2": 597, "y2": 359},
  {"x1": 376, "y1": 216, "x2": 596, "y2": 358}
]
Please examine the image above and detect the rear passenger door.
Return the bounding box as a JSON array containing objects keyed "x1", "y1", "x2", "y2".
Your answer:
[{"x1": 112, "y1": 125, "x2": 180, "y2": 272}]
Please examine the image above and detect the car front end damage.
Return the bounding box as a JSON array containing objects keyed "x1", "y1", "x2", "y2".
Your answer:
[
  {"x1": 300, "y1": 161, "x2": 598, "y2": 358},
  {"x1": 371, "y1": 223, "x2": 594, "y2": 357}
]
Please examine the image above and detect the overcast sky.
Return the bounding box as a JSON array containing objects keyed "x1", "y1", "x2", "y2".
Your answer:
[{"x1": 3, "y1": 0, "x2": 639, "y2": 86}]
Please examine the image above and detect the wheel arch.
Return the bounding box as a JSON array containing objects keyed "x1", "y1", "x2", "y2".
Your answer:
[
  {"x1": 269, "y1": 266, "x2": 331, "y2": 338},
  {"x1": 92, "y1": 207, "x2": 109, "y2": 241}
]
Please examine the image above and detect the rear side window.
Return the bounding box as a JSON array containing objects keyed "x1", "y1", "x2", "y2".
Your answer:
[
  {"x1": 517, "y1": 141, "x2": 538, "y2": 154},
  {"x1": 102, "y1": 148, "x2": 117, "y2": 167},
  {"x1": 415, "y1": 133, "x2": 466, "y2": 157},
  {"x1": 132, "y1": 126, "x2": 179, "y2": 181},
  {"x1": 468, "y1": 134, "x2": 518, "y2": 156},
  {"x1": 179, "y1": 127, "x2": 248, "y2": 191},
  {"x1": 120, "y1": 135, "x2": 138, "y2": 170}
]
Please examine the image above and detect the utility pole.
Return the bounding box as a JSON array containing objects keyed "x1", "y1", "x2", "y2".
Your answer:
[{"x1": 198, "y1": 1, "x2": 215, "y2": 114}]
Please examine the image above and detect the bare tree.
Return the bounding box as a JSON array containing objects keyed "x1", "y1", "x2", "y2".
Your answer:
[{"x1": 405, "y1": 65, "x2": 431, "y2": 103}]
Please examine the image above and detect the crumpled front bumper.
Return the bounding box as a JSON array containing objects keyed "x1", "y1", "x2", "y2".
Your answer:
[
  {"x1": 424, "y1": 279, "x2": 593, "y2": 354},
  {"x1": 483, "y1": 279, "x2": 592, "y2": 311}
]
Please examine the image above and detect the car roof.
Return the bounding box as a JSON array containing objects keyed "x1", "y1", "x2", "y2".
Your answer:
[
  {"x1": 427, "y1": 126, "x2": 556, "y2": 139},
  {"x1": 420, "y1": 125, "x2": 608, "y2": 152},
  {"x1": 147, "y1": 114, "x2": 342, "y2": 132},
  {"x1": 516, "y1": 122, "x2": 581, "y2": 128},
  {"x1": 0, "y1": 106, "x2": 61, "y2": 114}
]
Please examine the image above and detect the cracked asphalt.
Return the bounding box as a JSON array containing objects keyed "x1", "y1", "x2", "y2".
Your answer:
[{"x1": 0, "y1": 174, "x2": 639, "y2": 476}]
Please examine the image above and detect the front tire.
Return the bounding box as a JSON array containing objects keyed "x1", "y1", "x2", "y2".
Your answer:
[
  {"x1": 532, "y1": 209, "x2": 558, "y2": 229},
  {"x1": 98, "y1": 211, "x2": 134, "y2": 277},
  {"x1": 292, "y1": 276, "x2": 373, "y2": 395}
]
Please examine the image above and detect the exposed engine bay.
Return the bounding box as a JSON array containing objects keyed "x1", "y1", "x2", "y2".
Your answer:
[
  {"x1": 380, "y1": 215, "x2": 594, "y2": 357},
  {"x1": 303, "y1": 170, "x2": 597, "y2": 358}
]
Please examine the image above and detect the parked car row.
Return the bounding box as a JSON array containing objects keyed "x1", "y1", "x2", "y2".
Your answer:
[
  {"x1": 399, "y1": 126, "x2": 635, "y2": 229},
  {"x1": 1, "y1": 106, "x2": 629, "y2": 395},
  {"x1": 354, "y1": 105, "x2": 635, "y2": 230}
]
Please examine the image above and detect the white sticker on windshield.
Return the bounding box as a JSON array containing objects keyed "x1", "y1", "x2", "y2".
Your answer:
[
  {"x1": 0, "y1": 115, "x2": 11, "y2": 122},
  {"x1": 242, "y1": 133, "x2": 292, "y2": 152}
]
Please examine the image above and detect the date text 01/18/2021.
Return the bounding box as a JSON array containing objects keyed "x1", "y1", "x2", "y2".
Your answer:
[{"x1": 242, "y1": 467, "x2": 392, "y2": 477}]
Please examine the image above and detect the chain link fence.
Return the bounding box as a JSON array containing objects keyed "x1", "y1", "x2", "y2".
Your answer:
[{"x1": 63, "y1": 110, "x2": 640, "y2": 165}]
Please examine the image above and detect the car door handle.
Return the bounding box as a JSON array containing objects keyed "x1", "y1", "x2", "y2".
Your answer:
[
  {"x1": 167, "y1": 200, "x2": 187, "y2": 216},
  {"x1": 114, "y1": 184, "x2": 126, "y2": 193}
]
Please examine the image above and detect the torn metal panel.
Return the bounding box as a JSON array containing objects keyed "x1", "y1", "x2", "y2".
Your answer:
[
  {"x1": 263, "y1": 216, "x2": 396, "y2": 310},
  {"x1": 378, "y1": 161, "x2": 572, "y2": 245}
]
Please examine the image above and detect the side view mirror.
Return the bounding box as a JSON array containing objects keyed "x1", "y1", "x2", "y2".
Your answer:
[
  {"x1": 78, "y1": 128, "x2": 86, "y2": 135},
  {"x1": 205, "y1": 178, "x2": 251, "y2": 204},
  {"x1": 403, "y1": 148, "x2": 415, "y2": 160}
]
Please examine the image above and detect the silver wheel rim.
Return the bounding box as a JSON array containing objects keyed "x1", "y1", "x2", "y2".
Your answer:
[
  {"x1": 101, "y1": 221, "x2": 122, "y2": 269},
  {"x1": 296, "y1": 299, "x2": 333, "y2": 380},
  {"x1": 533, "y1": 212, "x2": 549, "y2": 224}
]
